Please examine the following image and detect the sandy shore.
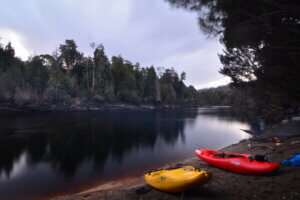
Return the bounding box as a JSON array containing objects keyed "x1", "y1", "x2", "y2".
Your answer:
[{"x1": 54, "y1": 120, "x2": 300, "y2": 200}]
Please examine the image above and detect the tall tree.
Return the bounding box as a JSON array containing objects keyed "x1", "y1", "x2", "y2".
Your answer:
[
  {"x1": 0, "y1": 39, "x2": 199, "y2": 106},
  {"x1": 92, "y1": 44, "x2": 111, "y2": 95},
  {"x1": 144, "y1": 66, "x2": 159, "y2": 101},
  {"x1": 58, "y1": 40, "x2": 82, "y2": 70},
  {"x1": 167, "y1": 0, "x2": 300, "y2": 119},
  {"x1": 0, "y1": 42, "x2": 16, "y2": 72},
  {"x1": 26, "y1": 56, "x2": 49, "y2": 94}
]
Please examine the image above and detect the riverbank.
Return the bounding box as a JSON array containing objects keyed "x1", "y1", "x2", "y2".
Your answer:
[
  {"x1": 0, "y1": 102, "x2": 185, "y2": 113},
  {"x1": 54, "y1": 120, "x2": 300, "y2": 200}
]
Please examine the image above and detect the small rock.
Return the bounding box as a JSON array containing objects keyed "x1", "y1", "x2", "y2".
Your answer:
[{"x1": 136, "y1": 187, "x2": 150, "y2": 195}]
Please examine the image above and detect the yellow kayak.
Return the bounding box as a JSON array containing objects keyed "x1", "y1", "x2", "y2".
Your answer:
[{"x1": 144, "y1": 166, "x2": 211, "y2": 192}]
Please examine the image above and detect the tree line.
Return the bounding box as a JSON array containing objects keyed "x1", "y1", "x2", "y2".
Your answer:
[
  {"x1": 0, "y1": 39, "x2": 199, "y2": 107},
  {"x1": 167, "y1": 0, "x2": 300, "y2": 121},
  {"x1": 198, "y1": 86, "x2": 245, "y2": 106}
]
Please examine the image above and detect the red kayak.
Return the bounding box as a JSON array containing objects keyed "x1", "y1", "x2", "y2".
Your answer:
[{"x1": 195, "y1": 149, "x2": 279, "y2": 175}]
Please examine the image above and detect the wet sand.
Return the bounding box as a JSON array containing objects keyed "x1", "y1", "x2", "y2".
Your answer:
[{"x1": 54, "y1": 120, "x2": 300, "y2": 200}]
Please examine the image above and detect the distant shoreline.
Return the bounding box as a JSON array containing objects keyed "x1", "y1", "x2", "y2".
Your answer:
[
  {"x1": 0, "y1": 103, "x2": 229, "y2": 114},
  {"x1": 0, "y1": 103, "x2": 190, "y2": 114}
]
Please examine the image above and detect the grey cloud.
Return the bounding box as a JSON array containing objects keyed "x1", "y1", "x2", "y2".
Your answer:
[{"x1": 0, "y1": 0, "x2": 226, "y2": 89}]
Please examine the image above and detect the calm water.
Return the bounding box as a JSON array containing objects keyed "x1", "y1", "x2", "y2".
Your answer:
[{"x1": 0, "y1": 108, "x2": 250, "y2": 199}]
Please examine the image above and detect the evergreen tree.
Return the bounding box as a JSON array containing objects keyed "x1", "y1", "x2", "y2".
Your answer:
[
  {"x1": 0, "y1": 39, "x2": 199, "y2": 106},
  {"x1": 166, "y1": 0, "x2": 300, "y2": 120}
]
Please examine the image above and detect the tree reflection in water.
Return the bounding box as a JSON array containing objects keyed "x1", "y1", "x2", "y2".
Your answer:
[
  {"x1": 0, "y1": 110, "x2": 196, "y2": 179},
  {"x1": 0, "y1": 108, "x2": 249, "y2": 199}
]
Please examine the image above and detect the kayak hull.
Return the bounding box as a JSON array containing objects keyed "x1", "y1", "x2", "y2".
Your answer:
[
  {"x1": 195, "y1": 149, "x2": 279, "y2": 175},
  {"x1": 144, "y1": 166, "x2": 211, "y2": 192}
]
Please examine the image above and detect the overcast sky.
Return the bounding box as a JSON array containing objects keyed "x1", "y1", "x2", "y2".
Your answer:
[{"x1": 0, "y1": 0, "x2": 229, "y2": 89}]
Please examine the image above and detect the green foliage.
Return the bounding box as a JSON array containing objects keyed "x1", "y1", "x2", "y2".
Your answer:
[
  {"x1": 47, "y1": 67, "x2": 70, "y2": 102},
  {"x1": 58, "y1": 40, "x2": 82, "y2": 70},
  {"x1": 198, "y1": 86, "x2": 238, "y2": 106},
  {"x1": 166, "y1": 0, "x2": 300, "y2": 120},
  {"x1": 144, "y1": 66, "x2": 157, "y2": 101},
  {"x1": 160, "y1": 83, "x2": 177, "y2": 103},
  {"x1": 0, "y1": 39, "x2": 198, "y2": 106},
  {"x1": 26, "y1": 56, "x2": 49, "y2": 94},
  {"x1": 0, "y1": 42, "x2": 15, "y2": 72},
  {"x1": 92, "y1": 44, "x2": 112, "y2": 96}
]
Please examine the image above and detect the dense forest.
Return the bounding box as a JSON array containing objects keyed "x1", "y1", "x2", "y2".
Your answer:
[
  {"x1": 2, "y1": 0, "x2": 298, "y2": 121},
  {"x1": 0, "y1": 39, "x2": 201, "y2": 108},
  {"x1": 198, "y1": 86, "x2": 248, "y2": 106},
  {"x1": 167, "y1": 0, "x2": 300, "y2": 121}
]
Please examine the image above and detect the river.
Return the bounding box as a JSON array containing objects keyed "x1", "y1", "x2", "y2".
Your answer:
[{"x1": 0, "y1": 107, "x2": 250, "y2": 199}]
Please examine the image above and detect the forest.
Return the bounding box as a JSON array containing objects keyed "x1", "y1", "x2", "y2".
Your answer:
[
  {"x1": 167, "y1": 0, "x2": 300, "y2": 121},
  {"x1": 2, "y1": 0, "x2": 298, "y2": 122},
  {"x1": 0, "y1": 38, "x2": 267, "y2": 114},
  {"x1": 0, "y1": 39, "x2": 200, "y2": 107}
]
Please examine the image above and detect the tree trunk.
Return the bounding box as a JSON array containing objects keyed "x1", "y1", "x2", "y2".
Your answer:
[
  {"x1": 155, "y1": 77, "x2": 161, "y2": 101},
  {"x1": 92, "y1": 65, "x2": 95, "y2": 93},
  {"x1": 87, "y1": 67, "x2": 89, "y2": 93}
]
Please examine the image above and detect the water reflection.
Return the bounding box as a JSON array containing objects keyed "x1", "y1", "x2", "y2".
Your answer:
[{"x1": 0, "y1": 108, "x2": 249, "y2": 199}]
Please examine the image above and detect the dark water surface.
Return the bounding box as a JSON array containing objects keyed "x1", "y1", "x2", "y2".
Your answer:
[{"x1": 0, "y1": 108, "x2": 250, "y2": 199}]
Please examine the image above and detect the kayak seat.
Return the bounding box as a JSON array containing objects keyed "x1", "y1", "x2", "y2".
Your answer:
[
  {"x1": 255, "y1": 155, "x2": 268, "y2": 162},
  {"x1": 183, "y1": 167, "x2": 194, "y2": 171},
  {"x1": 213, "y1": 153, "x2": 243, "y2": 158}
]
